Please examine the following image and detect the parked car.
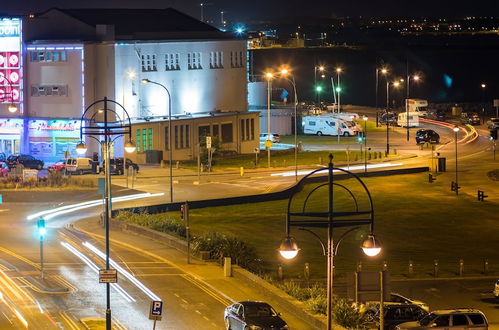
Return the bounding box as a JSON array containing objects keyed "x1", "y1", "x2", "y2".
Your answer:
[
  {"x1": 6, "y1": 154, "x2": 44, "y2": 170},
  {"x1": 0, "y1": 162, "x2": 8, "y2": 176},
  {"x1": 47, "y1": 159, "x2": 67, "y2": 172},
  {"x1": 390, "y1": 293, "x2": 430, "y2": 312},
  {"x1": 65, "y1": 158, "x2": 95, "y2": 175},
  {"x1": 259, "y1": 133, "x2": 281, "y2": 143},
  {"x1": 366, "y1": 303, "x2": 428, "y2": 330},
  {"x1": 396, "y1": 309, "x2": 488, "y2": 329},
  {"x1": 487, "y1": 118, "x2": 499, "y2": 130},
  {"x1": 224, "y1": 301, "x2": 288, "y2": 330},
  {"x1": 379, "y1": 111, "x2": 398, "y2": 126},
  {"x1": 460, "y1": 112, "x2": 481, "y2": 125},
  {"x1": 102, "y1": 158, "x2": 139, "y2": 175},
  {"x1": 415, "y1": 129, "x2": 440, "y2": 144},
  {"x1": 0, "y1": 152, "x2": 5, "y2": 162}
]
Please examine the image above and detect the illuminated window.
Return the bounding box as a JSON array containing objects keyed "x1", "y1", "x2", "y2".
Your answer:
[
  {"x1": 30, "y1": 51, "x2": 67, "y2": 62},
  {"x1": 142, "y1": 129, "x2": 147, "y2": 151},
  {"x1": 141, "y1": 54, "x2": 157, "y2": 72},
  {"x1": 147, "y1": 128, "x2": 153, "y2": 150},
  {"x1": 165, "y1": 53, "x2": 180, "y2": 70},
  {"x1": 136, "y1": 129, "x2": 141, "y2": 152},
  {"x1": 221, "y1": 123, "x2": 233, "y2": 143}
]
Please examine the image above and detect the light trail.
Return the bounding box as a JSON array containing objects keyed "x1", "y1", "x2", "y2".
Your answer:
[
  {"x1": 60, "y1": 242, "x2": 135, "y2": 303},
  {"x1": 271, "y1": 162, "x2": 403, "y2": 177},
  {"x1": 27, "y1": 192, "x2": 164, "y2": 221},
  {"x1": 83, "y1": 242, "x2": 161, "y2": 301},
  {"x1": 0, "y1": 292, "x2": 28, "y2": 328}
]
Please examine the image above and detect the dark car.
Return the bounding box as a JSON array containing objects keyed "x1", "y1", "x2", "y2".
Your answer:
[
  {"x1": 415, "y1": 129, "x2": 440, "y2": 144},
  {"x1": 379, "y1": 112, "x2": 398, "y2": 126},
  {"x1": 103, "y1": 158, "x2": 139, "y2": 175},
  {"x1": 6, "y1": 154, "x2": 44, "y2": 170},
  {"x1": 224, "y1": 301, "x2": 288, "y2": 330},
  {"x1": 461, "y1": 112, "x2": 481, "y2": 125},
  {"x1": 366, "y1": 303, "x2": 429, "y2": 330},
  {"x1": 0, "y1": 152, "x2": 5, "y2": 162}
]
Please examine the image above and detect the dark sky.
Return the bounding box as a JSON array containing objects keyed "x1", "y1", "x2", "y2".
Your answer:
[{"x1": 3, "y1": 0, "x2": 498, "y2": 23}]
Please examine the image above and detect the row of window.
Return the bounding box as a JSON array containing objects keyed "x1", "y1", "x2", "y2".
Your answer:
[
  {"x1": 141, "y1": 51, "x2": 245, "y2": 72},
  {"x1": 30, "y1": 85, "x2": 68, "y2": 97},
  {"x1": 138, "y1": 120, "x2": 255, "y2": 152},
  {"x1": 30, "y1": 51, "x2": 68, "y2": 62}
]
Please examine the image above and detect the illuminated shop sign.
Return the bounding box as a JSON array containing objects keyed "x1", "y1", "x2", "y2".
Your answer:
[
  {"x1": 28, "y1": 119, "x2": 80, "y2": 132},
  {"x1": 0, "y1": 18, "x2": 21, "y2": 105}
]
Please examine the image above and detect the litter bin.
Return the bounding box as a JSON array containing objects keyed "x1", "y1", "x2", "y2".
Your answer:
[{"x1": 437, "y1": 157, "x2": 446, "y2": 172}]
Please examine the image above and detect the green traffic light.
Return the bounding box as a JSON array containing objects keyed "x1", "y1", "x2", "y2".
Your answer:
[
  {"x1": 37, "y1": 217, "x2": 46, "y2": 238},
  {"x1": 335, "y1": 87, "x2": 341, "y2": 93},
  {"x1": 315, "y1": 86, "x2": 323, "y2": 92}
]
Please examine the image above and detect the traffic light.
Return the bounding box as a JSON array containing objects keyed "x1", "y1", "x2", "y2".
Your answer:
[
  {"x1": 315, "y1": 85, "x2": 323, "y2": 93},
  {"x1": 357, "y1": 132, "x2": 365, "y2": 143},
  {"x1": 335, "y1": 87, "x2": 342, "y2": 93},
  {"x1": 37, "y1": 217, "x2": 46, "y2": 238},
  {"x1": 490, "y1": 129, "x2": 498, "y2": 140}
]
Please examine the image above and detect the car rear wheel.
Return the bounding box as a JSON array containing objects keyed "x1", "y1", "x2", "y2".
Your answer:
[
  {"x1": 343, "y1": 132, "x2": 350, "y2": 137},
  {"x1": 316, "y1": 131, "x2": 323, "y2": 136}
]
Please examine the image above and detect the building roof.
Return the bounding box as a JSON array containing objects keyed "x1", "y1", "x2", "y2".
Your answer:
[{"x1": 36, "y1": 8, "x2": 236, "y2": 41}]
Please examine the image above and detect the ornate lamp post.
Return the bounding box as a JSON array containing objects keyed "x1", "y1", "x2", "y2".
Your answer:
[
  {"x1": 279, "y1": 154, "x2": 382, "y2": 330},
  {"x1": 75, "y1": 97, "x2": 135, "y2": 330}
]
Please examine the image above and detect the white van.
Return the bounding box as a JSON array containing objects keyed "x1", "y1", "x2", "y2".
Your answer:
[
  {"x1": 303, "y1": 116, "x2": 358, "y2": 136},
  {"x1": 397, "y1": 112, "x2": 420, "y2": 128},
  {"x1": 65, "y1": 158, "x2": 95, "y2": 175},
  {"x1": 405, "y1": 99, "x2": 428, "y2": 117}
]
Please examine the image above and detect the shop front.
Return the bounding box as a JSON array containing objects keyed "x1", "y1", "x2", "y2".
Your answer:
[{"x1": 0, "y1": 118, "x2": 22, "y2": 155}]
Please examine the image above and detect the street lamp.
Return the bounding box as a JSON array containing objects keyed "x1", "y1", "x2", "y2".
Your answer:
[
  {"x1": 314, "y1": 66, "x2": 325, "y2": 103},
  {"x1": 385, "y1": 81, "x2": 400, "y2": 155},
  {"x1": 481, "y1": 83, "x2": 487, "y2": 123},
  {"x1": 375, "y1": 67, "x2": 388, "y2": 109},
  {"x1": 336, "y1": 67, "x2": 342, "y2": 112},
  {"x1": 76, "y1": 97, "x2": 135, "y2": 330},
  {"x1": 265, "y1": 72, "x2": 274, "y2": 168},
  {"x1": 0, "y1": 77, "x2": 18, "y2": 113},
  {"x1": 406, "y1": 74, "x2": 421, "y2": 141},
  {"x1": 141, "y1": 79, "x2": 173, "y2": 203},
  {"x1": 363, "y1": 116, "x2": 368, "y2": 173},
  {"x1": 278, "y1": 154, "x2": 381, "y2": 330},
  {"x1": 453, "y1": 126, "x2": 460, "y2": 195},
  {"x1": 279, "y1": 69, "x2": 299, "y2": 181}
]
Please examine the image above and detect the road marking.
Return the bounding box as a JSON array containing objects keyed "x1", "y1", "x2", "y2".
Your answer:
[
  {"x1": 195, "y1": 310, "x2": 202, "y2": 315},
  {"x1": 52, "y1": 274, "x2": 79, "y2": 293},
  {"x1": 134, "y1": 273, "x2": 184, "y2": 277},
  {"x1": 0, "y1": 246, "x2": 39, "y2": 270},
  {"x1": 203, "y1": 316, "x2": 210, "y2": 321},
  {"x1": 59, "y1": 311, "x2": 80, "y2": 330},
  {"x1": 174, "y1": 293, "x2": 180, "y2": 298},
  {"x1": 182, "y1": 299, "x2": 189, "y2": 304}
]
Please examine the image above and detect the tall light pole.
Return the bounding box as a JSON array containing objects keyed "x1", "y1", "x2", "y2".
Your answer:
[
  {"x1": 363, "y1": 116, "x2": 368, "y2": 173},
  {"x1": 280, "y1": 69, "x2": 299, "y2": 181},
  {"x1": 265, "y1": 72, "x2": 273, "y2": 168},
  {"x1": 141, "y1": 79, "x2": 173, "y2": 203},
  {"x1": 385, "y1": 81, "x2": 400, "y2": 155},
  {"x1": 279, "y1": 154, "x2": 382, "y2": 330},
  {"x1": 406, "y1": 75, "x2": 420, "y2": 141},
  {"x1": 336, "y1": 67, "x2": 342, "y2": 112},
  {"x1": 481, "y1": 83, "x2": 487, "y2": 124},
  {"x1": 453, "y1": 126, "x2": 460, "y2": 196},
  {"x1": 76, "y1": 97, "x2": 136, "y2": 330},
  {"x1": 314, "y1": 66, "x2": 325, "y2": 103},
  {"x1": 375, "y1": 68, "x2": 388, "y2": 109}
]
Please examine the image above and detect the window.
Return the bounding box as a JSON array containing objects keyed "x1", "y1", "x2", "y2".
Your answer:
[
  {"x1": 164, "y1": 127, "x2": 169, "y2": 150},
  {"x1": 309, "y1": 121, "x2": 316, "y2": 126},
  {"x1": 230, "y1": 51, "x2": 244, "y2": 68},
  {"x1": 141, "y1": 54, "x2": 157, "y2": 72},
  {"x1": 165, "y1": 53, "x2": 180, "y2": 70},
  {"x1": 30, "y1": 51, "x2": 67, "y2": 62},
  {"x1": 468, "y1": 314, "x2": 485, "y2": 325},
  {"x1": 142, "y1": 129, "x2": 147, "y2": 151},
  {"x1": 210, "y1": 51, "x2": 223, "y2": 69},
  {"x1": 241, "y1": 118, "x2": 254, "y2": 141},
  {"x1": 221, "y1": 123, "x2": 233, "y2": 143},
  {"x1": 213, "y1": 124, "x2": 219, "y2": 138},
  {"x1": 199, "y1": 125, "x2": 211, "y2": 143},
  {"x1": 175, "y1": 124, "x2": 190, "y2": 149},
  {"x1": 147, "y1": 128, "x2": 153, "y2": 150},
  {"x1": 434, "y1": 316, "x2": 450, "y2": 327},
  {"x1": 136, "y1": 129, "x2": 141, "y2": 152},
  {"x1": 452, "y1": 315, "x2": 469, "y2": 326},
  {"x1": 30, "y1": 85, "x2": 68, "y2": 97},
  {"x1": 188, "y1": 52, "x2": 202, "y2": 70}
]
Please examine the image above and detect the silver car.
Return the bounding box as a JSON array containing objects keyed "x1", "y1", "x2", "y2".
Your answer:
[{"x1": 396, "y1": 309, "x2": 488, "y2": 329}]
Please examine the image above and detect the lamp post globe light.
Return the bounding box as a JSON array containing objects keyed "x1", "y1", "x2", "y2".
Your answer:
[
  {"x1": 141, "y1": 79, "x2": 174, "y2": 203},
  {"x1": 278, "y1": 154, "x2": 381, "y2": 330},
  {"x1": 76, "y1": 97, "x2": 135, "y2": 330}
]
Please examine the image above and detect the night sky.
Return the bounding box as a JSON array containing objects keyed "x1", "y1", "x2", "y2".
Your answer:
[{"x1": 3, "y1": 0, "x2": 499, "y2": 23}]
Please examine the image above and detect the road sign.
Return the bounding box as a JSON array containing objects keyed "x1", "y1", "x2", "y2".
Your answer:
[
  {"x1": 149, "y1": 300, "x2": 163, "y2": 321},
  {"x1": 206, "y1": 136, "x2": 212, "y2": 149},
  {"x1": 99, "y1": 269, "x2": 118, "y2": 283},
  {"x1": 264, "y1": 140, "x2": 273, "y2": 148}
]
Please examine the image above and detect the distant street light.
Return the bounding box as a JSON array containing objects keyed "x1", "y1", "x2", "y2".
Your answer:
[
  {"x1": 265, "y1": 72, "x2": 274, "y2": 168},
  {"x1": 453, "y1": 126, "x2": 460, "y2": 195},
  {"x1": 406, "y1": 74, "x2": 422, "y2": 141},
  {"x1": 386, "y1": 81, "x2": 400, "y2": 154},
  {"x1": 336, "y1": 67, "x2": 342, "y2": 112},
  {"x1": 363, "y1": 116, "x2": 368, "y2": 173},
  {"x1": 279, "y1": 154, "x2": 381, "y2": 330},
  {"x1": 375, "y1": 67, "x2": 388, "y2": 109},
  {"x1": 481, "y1": 83, "x2": 487, "y2": 123},
  {"x1": 280, "y1": 69, "x2": 299, "y2": 181},
  {"x1": 314, "y1": 66, "x2": 325, "y2": 103}
]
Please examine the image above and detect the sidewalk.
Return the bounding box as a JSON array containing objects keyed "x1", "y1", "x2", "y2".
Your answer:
[{"x1": 74, "y1": 216, "x2": 331, "y2": 330}]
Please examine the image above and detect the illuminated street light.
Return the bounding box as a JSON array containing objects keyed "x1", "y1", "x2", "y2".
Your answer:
[
  {"x1": 385, "y1": 81, "x2": 401, "y2": 154},
  {"x1": 376, "y1": 67, "x2": 389, "y2": 109},
  {"x1": 361, "y1": 234, "x2": 382, "y2": 256},
  {"x1": 336, "y1": 67, "x2": 342, "y2": 112},
  {"x1": 76, "y1": 142, "x2": 87, "y2": 155},
  {"x1": 278, "y1": 236, "x2": 300, "y2": 259},
  {"x1": 265, "y1": 72, "x2": 273, "y2": 168},
  {"x1": 453, "y1": 126, "x2": 460, "y2": 196},
  {"x1": 406, "y1": 73, "x2": 423, "y2": 141}
]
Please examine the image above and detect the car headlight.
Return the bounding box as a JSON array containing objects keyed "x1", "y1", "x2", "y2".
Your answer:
[{"x1": 249, "y1": 326, "x2": 263, "y2": 330}]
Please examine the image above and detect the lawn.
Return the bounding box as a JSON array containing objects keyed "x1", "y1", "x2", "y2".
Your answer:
[{"x1": 161, "y1": 172, "x2": 499, "y2": 280}]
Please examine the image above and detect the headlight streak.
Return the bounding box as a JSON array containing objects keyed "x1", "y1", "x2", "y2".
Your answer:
[
  {"x1": 60, "y1": 242, "x2": 135, "y2": 303},
  {"x1": 83, "y1": 242, "x2": 161, "y2": 301},
  {"x1": 0, "y1": 291, "x2": 28, "y2": 328},
  {"x1": 271, "y1": 163, "x2": 403, "y2": 177},
  {"x1": 27, "y1": 193, "x2": 164, "y2": 221}
]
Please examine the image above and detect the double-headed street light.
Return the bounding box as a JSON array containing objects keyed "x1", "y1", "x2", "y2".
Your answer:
[
  {"x1": 76, "y1": 97, "x2": 135, "y2": 330},
  {"x1": 279, "y1": 154, "x2": 382, "y2": 330},
  {"x1": 141, "y1": 79, "x2": 174, "y2": 203}
]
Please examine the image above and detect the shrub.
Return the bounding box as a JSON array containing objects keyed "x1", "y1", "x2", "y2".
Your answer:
[{"x1": 115, "y1": 211, "x2": 186, "y2": 238}]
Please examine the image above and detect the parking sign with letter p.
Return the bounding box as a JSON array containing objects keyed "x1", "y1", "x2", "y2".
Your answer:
[{"x1": 149, "y1": 300, "x2": 163, "y2": 321}]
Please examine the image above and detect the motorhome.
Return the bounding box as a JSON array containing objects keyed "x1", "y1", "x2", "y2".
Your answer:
[
  {"x1": 405, "y1": 99, "x2": 428, "y2": 117},
  {"x1": 303, "y1": 116, "x2": 359, "y2": 136},
  {"x1": 397, "y1": 112, "x2": 420, "y2": 127}
]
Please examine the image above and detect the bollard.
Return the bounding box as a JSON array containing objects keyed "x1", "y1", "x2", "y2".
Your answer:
[
  {"x1": 484, "y1": 258, "x2": 489, "y2": 275},
  {"x1": 278, "y1": 264, "x2": 283, "y2": 281},
  {"x1": 240, "y1": 167, "x2": 244, "y2": 177},
  {"x1": 383, "y1": 260, "x2": 388, "y2": 271},
  {"x1": 434, "y1": 259, "x2": 439, "y2": 277},
  {"x1": 408, "y1": 260, "x2": 414, "y2": 277},
  {"x1": 224, "y1": 257, "x2": 232, "y2": 277},
  {"x1": 304, "y1": 263, "x2": 310, "y2": 282},
  {"x1": 357, "y1": 261, "x2": 362, "y2": 272},
  {"x1": 319, "y1": 156, "x2": 322, "y2": 165},
  {"x1": 176, "y1": 161, "x2": 180, "y2": 169},
  {"x1": 459, "y1": 259, "x2": 464, "y2": 276},
  {"x1": 429, "y1": 173, "x2": 436, "y2": 183}
]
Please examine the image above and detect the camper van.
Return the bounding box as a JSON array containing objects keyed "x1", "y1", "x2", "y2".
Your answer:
[
  {"x1": 303, "y1": 116, "x2": 359, "y2": 136},
  {"x1": 397, "y1": 112, "x2": 420, "y2": 128},
  {"x1": 405, "y1": 99, "x2": 428, "y2": 117}
]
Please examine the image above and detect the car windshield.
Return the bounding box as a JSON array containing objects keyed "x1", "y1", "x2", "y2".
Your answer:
[
  {"x1": 419, "y1": 313, "x2": 436, "y2": 326},
  {"x1": 245, "y1": 304, "x2": 276, "y2": 317}
]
